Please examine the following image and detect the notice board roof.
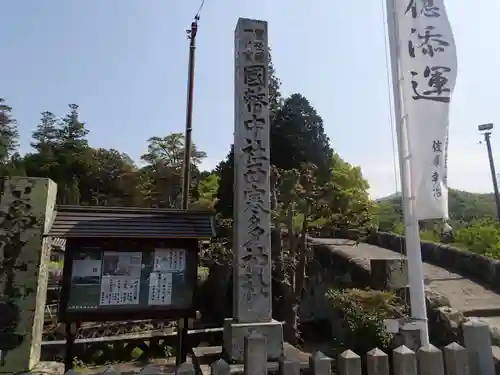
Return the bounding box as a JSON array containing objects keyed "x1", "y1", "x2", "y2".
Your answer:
[{"x1": 46, "y1": 205, "x2": 215, "y2": 239}]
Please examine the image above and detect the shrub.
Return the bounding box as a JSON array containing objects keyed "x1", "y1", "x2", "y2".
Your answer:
[
  {"x1": 326, "y1": 288, "x2": 405, "y2": 353},
  {"x1": 453, "y1": 220, "x2": 500, "y2": 259}
]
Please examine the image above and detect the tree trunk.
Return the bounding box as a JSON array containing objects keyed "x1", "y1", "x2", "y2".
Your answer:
[
  {"x1": 294, "y1": 215, "x2": 308, "y2": 301},
  {"x1": 283, "y1": 285, "x2": 299, "y2": 345},
  {"x1": 270, "y1": 175, "x2": 287, "y2": 323},
  {"x1": 286, "y1": 206, "x2": 296, "y2": 290},
  {"x1": 284, "y1": 212, "x2": 309, "y2": 345}
]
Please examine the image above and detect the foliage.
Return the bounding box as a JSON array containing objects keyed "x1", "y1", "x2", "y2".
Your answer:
[
  {"x1": 0, "y1": 98, "x2": 20, "y2": 174},
  {"x1": 325, "y1": 153, "x2": 374, "y2": 230},
  {"x1": 195, "y1": 173, "x2": 219, "y2": 209},
  {"x1": 139, "y1": 133, "x2": 206, "y2": 208},
  {"x1": 141, "y1": 133, "x2": 206, "y2": 167},
  {"x1": 326, "y1": 288, "x2": 404, "y2": 353},
  {"x1": 215, "y1": 93, "x2": 335, "y2": 218},
  {"x1": 375, "y1": 189, "x2": 498, "y2": 232},
  {"x1": 448, "y1": 189, "x2": 497, "y2": 223},
  {"x1": 11, "y1": 104, "x2": 210, "y2": 209},
  {"x1": 453, "y1": 219, "x2": 500, "y2": 258},
  {"x1": 87, "y1": 148, "x2": 141, "y2": 206},
  {"x1": 200, "y1": 236, "x2": 233, "y2": 266},
  {"x1": 214, "y1": 145, "x2": 234, "y2": 217},
  {"x1": 271, "y1": 94, "x2": 333, "y2": 179},
  {"x1": 373, "y1": 199, "x2": 402, "y2": 232},
  {"x1": 374, "y1": 189, "x2": 500, "y2": 258}
]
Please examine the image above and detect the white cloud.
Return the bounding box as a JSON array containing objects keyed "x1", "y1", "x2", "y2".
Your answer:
[{"x1": 199, "y1": 158, "x2": 219, "y2": 173}]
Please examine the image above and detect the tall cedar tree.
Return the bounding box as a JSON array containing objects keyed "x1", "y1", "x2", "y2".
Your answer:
[
  {"x1": 0, "y1": 98, "x2": 20, "y2": 174},
  {"x1": 271, "y1": 94, "x2": 333, "y2": 177},
  {"x1": 31, "y1": 111, "x2": 59, "y2": 152},
  {"x1": 57, "y1": 104, "x2": 90, "y2": 204},
  {"x1": 25, "y1": 111, "x2": 59, "y2": 178}
]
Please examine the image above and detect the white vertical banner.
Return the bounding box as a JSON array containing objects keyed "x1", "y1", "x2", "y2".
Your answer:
[{"x1": 394, "y1": 0, "x2": 457, "y2": 220}]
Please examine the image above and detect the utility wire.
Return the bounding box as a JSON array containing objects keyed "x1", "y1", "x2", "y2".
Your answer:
[
  {"x1": 195, "y1": 0, "x2": 205, "y2": 21},
  {"x1": 380, "y1": 0, "x2": 402, "y2": 214}
]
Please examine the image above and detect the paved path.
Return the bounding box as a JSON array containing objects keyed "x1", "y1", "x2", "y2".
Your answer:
[{"x1": 312, "y1": 238, "x2": 500, "y2": 316}]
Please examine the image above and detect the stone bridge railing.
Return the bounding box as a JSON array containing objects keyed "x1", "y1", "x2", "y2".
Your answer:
[
  {"x1": 301, "y1": 235, "x2": 472, "y2": 347},
  {"x1": 317, "y1": 228, "x2": 500, "y2": 292}
]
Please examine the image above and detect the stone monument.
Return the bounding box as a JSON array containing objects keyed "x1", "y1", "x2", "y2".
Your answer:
[
  {"x1": 0, "y1": 177, "x2": 57, "y2": 373},
  {"x1": 223, "y1": 17, "x2": 284, "y2": 363}
]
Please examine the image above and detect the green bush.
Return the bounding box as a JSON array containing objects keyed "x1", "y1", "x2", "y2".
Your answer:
[
  {"x1": 453, "y1": 219, "x2": 500, "y2": 259},
  {"x1": 326, "y1": 288, "x2": 405, "y2": 353}
]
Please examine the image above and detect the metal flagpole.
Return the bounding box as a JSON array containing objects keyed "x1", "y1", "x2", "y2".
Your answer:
[{"x1": 385, "y1": 0, "x2": 429, "y2": 346}]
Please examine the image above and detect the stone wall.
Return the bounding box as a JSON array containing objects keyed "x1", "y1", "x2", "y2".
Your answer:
[
  {"x1": 319, "y1": 228, "x2": 500, "y2": 292},
  {"x1": 0, "y1": 178, "x2": 57, "y2": 373},
  {"x1": 300, "y1": 242, "x2": 467, "y2": 345},
  {"x1": 199, "y1": 230, "x2": 468, "y2": 344}
]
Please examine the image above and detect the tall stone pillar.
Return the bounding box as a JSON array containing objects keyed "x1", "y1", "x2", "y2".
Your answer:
[
  {"x1": 0, "y1": 178, "x2": 57, "y2": 373},
  {"x1": 223, "y1": 17, "x2": 284, "y2": 363}
]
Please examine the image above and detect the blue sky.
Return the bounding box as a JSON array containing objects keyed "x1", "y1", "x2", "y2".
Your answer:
[{"x1": 2, "y1": 1, "x2": 499, "y2": 199}]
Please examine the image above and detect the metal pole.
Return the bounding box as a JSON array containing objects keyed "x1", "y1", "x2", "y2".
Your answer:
[
  {"x1": 176, "y1": 18, "x2": 198, "y2": 366},
  {"x1": 484, "y1": 132, "x2": 500, "y2": 220},
  {"x1": 386, "y1": 0, "x2": 429, "y2": 345},
  {"x1": 181, "y1": 19, "x2": 198, "y2": 210}
]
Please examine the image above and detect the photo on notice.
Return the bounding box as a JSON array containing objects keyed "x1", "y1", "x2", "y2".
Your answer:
[
  {"x1": 72, "y1": 251, "x2": 101, "y2": 285},
  {"x1": 102, "y1": 252, "x2": 142, "y2": 278}
]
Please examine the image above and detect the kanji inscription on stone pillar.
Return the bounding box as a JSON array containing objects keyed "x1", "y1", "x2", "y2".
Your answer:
[{"x1": 233, "y1": 18, "x2": 272, "y2": 323}]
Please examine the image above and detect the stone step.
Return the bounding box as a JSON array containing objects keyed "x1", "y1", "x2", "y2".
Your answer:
[
  {"x1": 462, "y1": 308, "x2": 500, "y2": 318},
  {"x1": 193, "y1": 344, "x2": 311, "y2": 375}
]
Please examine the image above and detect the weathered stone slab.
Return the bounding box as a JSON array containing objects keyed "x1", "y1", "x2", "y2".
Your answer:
[
  {"x1": 0, "y1": 178, "x2": 57, "y2": 373},
  {"x1": 233, "y1": 17, "x2": 273, "y2": 323},
  {"x1": 223, "y1": 318, "x2": 283, "y2": 363},
  {"x1": 226, "y1": 16, "x2": 283, "y2": 364},
  {"x1": 370, "y1": 258, "x2": 408, "y2": 291},
  {"x1": 19, "y1": 361, "x2": 64, "y2": 375}
]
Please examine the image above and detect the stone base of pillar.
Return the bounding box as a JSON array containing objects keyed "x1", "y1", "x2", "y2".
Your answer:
[{"x1": 223, "y1": 318, "x2": 284, "y2": 363}]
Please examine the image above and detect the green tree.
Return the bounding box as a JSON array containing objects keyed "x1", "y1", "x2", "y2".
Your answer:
[
  {"x1": 214, "y1": 145, "x2": 234, "y2": 217},
  {"x1": 274, "y1": 163, "x2": 334, "y2": 344},
  {"x1": 141, "y1": 133, "x2": 206, "y2": 168},
  {"x1": 24, "y1": 111, "x2": 60, "y2": 178},
  {"x1": 7, "y1": 153, "x2": 26, "y2": 176},
  {"x1": 324, "y1": 153, "x2": 374, "y2": 229},
  {"x1": 271, "y1": 94, "x2": 333, "y2": 177},
  {"x1": 268, "y1": 47, "x2": 283, "y2": 123},
  {"x1": 216, "y1": 93, "x2": 333, "y2": 217},
  {"x1": 31, "y1": 111, "x2": 59, "y2": 153},
  {"x1": 453, "y1": 219, "x2": 500, "y2": 258},
  {"x1": 373, "y1": 200, "x2": 402, "y2": 232},
  {"x1": 373, "y1": 189, "x2": 498, "y2": 233},
  {"x1": 57, "y1": 104, "x2": 89, "y2": 149},
  {"x1": 194, "y1": 173, "x2": 219, "y2": 209},
  {"x1": 0, "y1": 98, "x2": 20, "y2": 174},
  {"x1": 56, "y1": 104, "x2": 91, "y2": 204},
  {"x1": 25, "y1": 104, "x2": 92, "y2": 204},
  {"x1": 87, "y1": 148, "x2": 141, "y2": 206},
  {"x1": 140, "y1": 133, "x2": 207, "y2": 208}
]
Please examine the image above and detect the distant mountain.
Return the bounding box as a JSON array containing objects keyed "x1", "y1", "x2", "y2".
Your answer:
[
  {"x1": 375, "y1": 192, "x2": 401, "y2": 203},
  {"x1": 448, "y1": 189, "x2": 497, "y2": 223},
  {"x1": 374, "y1": 189, "x2": 497, "y2": 230}
]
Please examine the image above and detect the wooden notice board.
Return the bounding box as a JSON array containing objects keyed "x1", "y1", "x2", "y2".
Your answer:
[{"x1": 59, "y1": 238, "x2": 199, "y2": 322}]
